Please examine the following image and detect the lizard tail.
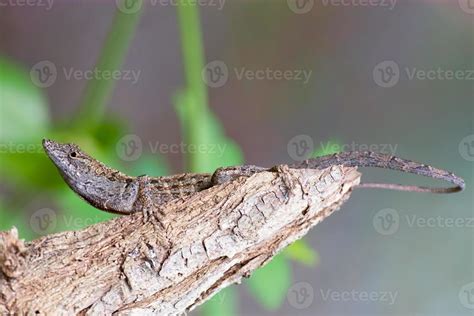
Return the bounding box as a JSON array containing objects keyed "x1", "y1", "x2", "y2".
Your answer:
[{"x1": 289, "y1": 152, "x2": 465, "y2": 194}]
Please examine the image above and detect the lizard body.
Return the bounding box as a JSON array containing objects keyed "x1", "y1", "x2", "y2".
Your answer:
[{"x1": 42, "y1": 139, "x2": 464, "y2": 219}]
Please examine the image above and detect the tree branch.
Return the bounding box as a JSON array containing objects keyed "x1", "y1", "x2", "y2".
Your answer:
[{"x1": 0, "y1": 166, "x2": 361, "y2": 315}]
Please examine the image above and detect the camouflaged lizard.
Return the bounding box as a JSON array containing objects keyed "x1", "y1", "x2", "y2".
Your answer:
[{"x1": 42, "y1": 139, "x2": 465, "y2": 222}]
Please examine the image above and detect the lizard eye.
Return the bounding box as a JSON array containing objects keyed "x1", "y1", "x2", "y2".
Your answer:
[{"x1": 69, "y1": 151, "x2": 77, "y2": 158}]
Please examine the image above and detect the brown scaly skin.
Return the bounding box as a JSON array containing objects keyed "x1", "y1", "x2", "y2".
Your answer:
[
  {"x1": 43, "y1": 140, "x2": 214, "y2": 220},
  {"x1": 42, "y1": 139, "x2": 465, "y2": 222}
]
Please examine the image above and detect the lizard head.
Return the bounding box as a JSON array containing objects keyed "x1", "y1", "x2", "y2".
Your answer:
[
  {"x1": 42, "y1": 139, "x2": 139, "y2": 214},
  {"x1": 42, "y1": 139, "x2": 96, "y2": 179}
]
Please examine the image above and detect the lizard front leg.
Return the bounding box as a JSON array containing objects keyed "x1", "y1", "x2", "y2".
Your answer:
[{"x1": 137, "y1": 175, "x2": 165, "y2": 227}]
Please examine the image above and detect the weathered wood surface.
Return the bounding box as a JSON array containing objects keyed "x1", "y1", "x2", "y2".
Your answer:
[{"x1": 0, "y1": 165, "x2": 361, "y2": 315}]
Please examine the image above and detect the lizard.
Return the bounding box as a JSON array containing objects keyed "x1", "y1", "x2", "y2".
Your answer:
[{"x1": 42, "y1": 139, "x2": 465, "y2": 222}]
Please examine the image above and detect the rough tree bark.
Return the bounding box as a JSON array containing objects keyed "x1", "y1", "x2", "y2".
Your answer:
[{"x1": 0, "y1": 165, "x2": 361, "y2": 315}]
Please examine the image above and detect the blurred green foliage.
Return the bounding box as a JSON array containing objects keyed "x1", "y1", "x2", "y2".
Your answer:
[{"x1": 0, "y1": 2, "x2": 339, "y2": 314}]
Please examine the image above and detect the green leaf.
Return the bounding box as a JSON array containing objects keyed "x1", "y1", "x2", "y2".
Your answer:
[
  {"x1": 89, "y1": 117, "x2": 129, "y2": 150},
  {"x1": 0, "y1": 134, "x2": 119, "y2": 190},
  {"x1": 200, "y1": 286, "x2": 237, "y2": 316},
  {"x1": 0, "y1": 199, "x2": 36, "y2": 241},
  {"x1": 174, "y1": 90, "x2": 243, "y2": 173},
  {"x1": 54, "y1": 187, "x2": 116, "y2": 232},
  {"x1": 0, "y1": 199, "x2": 15, "y2": 230},
  {"x1": 174, "y1": 5, "x2": 243, "y2": 173},
  {"x1": 0, "y1": 56, "x2": 55, "y2": 188},
  {"x1": 246, "y1": 254, "x2": 291, "y2": 310},
  {"x1": 283, "y1": 239, "x2": 319, "y2": 267},
  {"x1": 312, "y1": 139, "x2": 342, "y2": 157},
  {"x1": 0, "y1": 56, "x2": 50, "y2": 142},
  {"x1": 128, "y1": 154, "x2": 170, "y2": 177},
  {"x1": 0, "y1": 143, "x2": 61, "y2": 189},
  {"x1": 72, "y1": 3, "x2": 143, "y2": 129}
]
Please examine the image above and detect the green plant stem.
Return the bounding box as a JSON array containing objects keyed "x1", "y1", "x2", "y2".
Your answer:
[
  {"x1": 176, "y1": 3, "x2": 209, "y2": 172},
  {"x1": 72, "y1": 2, "x2": 142, "y2": 130}
]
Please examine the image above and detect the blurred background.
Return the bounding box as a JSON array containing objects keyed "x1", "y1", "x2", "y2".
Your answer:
[{"x1": 0, "y1": 0, "x2": 472, "y2": 315}]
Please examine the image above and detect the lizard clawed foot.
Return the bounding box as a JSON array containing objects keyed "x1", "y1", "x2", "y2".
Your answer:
[{"x1": 138, "y1": 175, "x2": 166, "y2": 229}]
